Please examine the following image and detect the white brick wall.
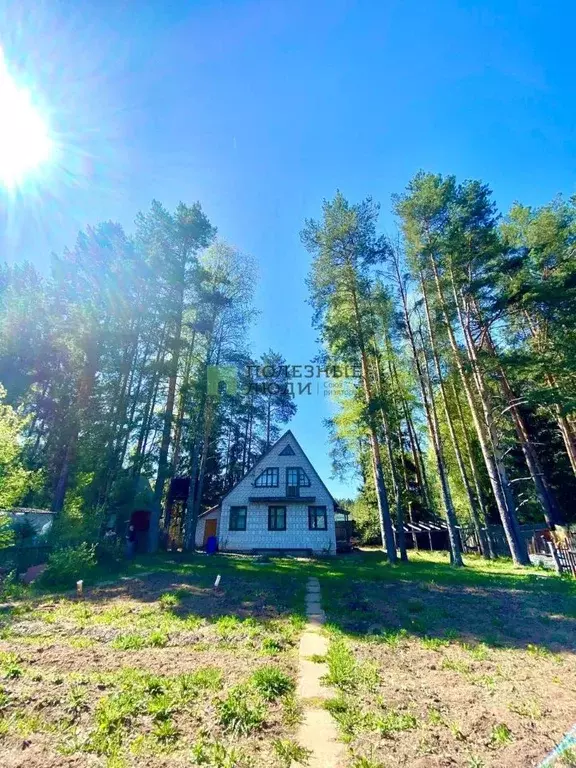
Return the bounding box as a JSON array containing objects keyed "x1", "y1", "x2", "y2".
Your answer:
[{"x1": 196, "y1": 431, "x2": 336, "y2": 555}]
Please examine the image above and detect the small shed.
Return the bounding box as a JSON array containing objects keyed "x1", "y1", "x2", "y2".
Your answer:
[
  {"x1": 3, "y1": 508, "x2": 55, "y2": 537},
  {"x1": 335, "y1": 506, "x2": 353, "y2": 552},
  {"x1": 195, "y1": 505, "x2": 220, "y2": 549}
]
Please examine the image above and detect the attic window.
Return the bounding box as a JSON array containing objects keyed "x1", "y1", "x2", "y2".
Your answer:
[
  {"x1": 254, "y1": 467, "x2": 279, "y2": 487},
  {"x1": 279, "y1": 444, "x2": 295, "y2": 456},
  {"x1": 286, "y1": 467, "x2": 311, "y2": 488}
]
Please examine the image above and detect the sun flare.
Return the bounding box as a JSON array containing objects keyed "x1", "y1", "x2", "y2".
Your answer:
[{"x1": 0, "y1": 49, "x2": 53, "y2": 189}]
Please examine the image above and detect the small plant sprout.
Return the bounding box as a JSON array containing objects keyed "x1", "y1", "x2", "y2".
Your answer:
[
  {"x1": 490, "y1": 723, "x2": 513, "y2": 747},
  {"x1": 158, "y1": 593, "x2": 179, "y2": 609},
  {"x1": 273, "y1": 738, "x2": 312, "y2": 767}
]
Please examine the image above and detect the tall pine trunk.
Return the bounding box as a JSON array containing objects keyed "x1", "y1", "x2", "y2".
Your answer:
[
  {"x1": 385, "y1": 338, "x2": 433, "y2": 514},
  {"x1": 150, "y1": 279, "x2": 185, "y2": 552},
  {"x1": 348, "y1": 271, "x2": 397, "y2": 562},
  {"x1": 372, "y1": 346, "x2": 407, "y2": 561},
  {"x1": 392, "y1": 253, "x2": 462, "y2": 565},
  {"x1": 171, "y1": 329, "x2": 197, "y2": 474},
  {"x1": 476, "y1": 317, "x2": 563, "y2": 527},
  {"x1": 431, "y1": 257, "x2": 528, "y2": 564},
  {"x1": 450, "y1": 380, "x2": 496, "y2": 558},
  {"x1": 419, "y1": 272, "x2": 489, "y2": 557},
  {"x1": 52, "y1": 338, "x2": 99, "y2": 512},
  {"x1": 417, "y1": 325, "x2": 463, "y2": 565}
]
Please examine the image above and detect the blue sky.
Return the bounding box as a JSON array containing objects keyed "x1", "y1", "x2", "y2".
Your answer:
[{"x1": 1, "y1": 0, "x2": 575, "y2": 498}]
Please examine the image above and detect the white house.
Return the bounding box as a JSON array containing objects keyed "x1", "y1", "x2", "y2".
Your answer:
[{"x1": 195, "y1": 430, "x2": 337, "y2": 555}]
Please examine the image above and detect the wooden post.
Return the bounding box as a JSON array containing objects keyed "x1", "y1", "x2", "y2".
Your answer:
[{"x1": 547, "y1": 541, "x2": 562, "y2": 574}]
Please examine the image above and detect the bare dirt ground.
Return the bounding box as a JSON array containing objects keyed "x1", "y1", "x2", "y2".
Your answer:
[
  {"x1": 0, "y1": 568, "x2": 305, "y2": 767},
  {"x1": 323, "y1": 567, "x2": 576, "y2": 768}
]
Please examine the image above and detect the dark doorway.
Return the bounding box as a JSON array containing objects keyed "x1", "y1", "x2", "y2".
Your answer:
[{"x1": 130, "y1": 509, "x2": 151, "y2": 553}]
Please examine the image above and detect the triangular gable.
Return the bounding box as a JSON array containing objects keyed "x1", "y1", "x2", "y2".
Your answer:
[
  {"x1": 279, "y1": 444, "x2": 295, "y2": 456},
  {"x1": 220, "y1": 429, "x2": 336, "y2": 506}
]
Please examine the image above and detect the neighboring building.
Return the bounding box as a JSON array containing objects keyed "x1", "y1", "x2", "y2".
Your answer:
[
  {"x1": 195, "y1": 430, "x2": 338, "y2": 555},
  {"x1": 2, "y1": 508, "x2": 55, "y2": 537}
]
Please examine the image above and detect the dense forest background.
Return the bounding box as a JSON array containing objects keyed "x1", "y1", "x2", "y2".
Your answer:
[
  {"x1": 1, "y1": 172, "x2": 575, "y2": 564},
  {"x1": 0, "y1": 201, "x2": 296, "y2": 549},
  {"x1": 306, "y1": 173, "x2": 576, "y2": 566}
]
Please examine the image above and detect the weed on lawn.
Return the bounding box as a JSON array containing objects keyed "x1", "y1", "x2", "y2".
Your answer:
[
  {"x1": 218, "y1": 684, "x2": 266, "y2": 736},
  {"x1": 0, "y1": 558, "x2": 305, "y2": 766},
  {"x1": 318, "y1": 551, "x2": 576, "y2": 768}
]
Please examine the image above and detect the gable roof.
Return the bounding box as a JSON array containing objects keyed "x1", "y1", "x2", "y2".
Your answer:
[
  {"x1": 198, "y1": 504, "x2": 219, "y2": 519},
  {"x1": 220, "y1": 429, "x2": 336, "y2": 507}
]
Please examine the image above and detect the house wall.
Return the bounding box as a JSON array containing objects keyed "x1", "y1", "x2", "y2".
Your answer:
[
  {"x1": 217, "y1": 433, "x2": 336, "y2": 554},
  {"x1": 194, "y1": 509, "x2": 220, "y2": 549}
]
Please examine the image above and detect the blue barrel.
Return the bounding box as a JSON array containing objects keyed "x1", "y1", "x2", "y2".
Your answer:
[{"x1": 205, "y1": 535, "x2": 218, "y2": 554}]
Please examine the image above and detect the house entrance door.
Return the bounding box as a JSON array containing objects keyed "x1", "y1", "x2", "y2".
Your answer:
[{"x1": 203, "y1": 518, "x2": 217, "y2": 546}]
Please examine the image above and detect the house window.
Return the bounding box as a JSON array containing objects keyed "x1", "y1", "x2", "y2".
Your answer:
[
  {"x1": 268, "y1": 506, "x2": 286, "y2": 531},
  {"x1": 255, "y1": 468, "x2": 279, "y2": 487},
  {"x1": 308, "y1": 506, "x2": 327, "y2": 531},
  {"x1": 286, "y1": 467, "x2": 311, "y2": 488},
  {"x1": 229, "y1": 506, "x2": 247, "y2": 531},
  {"x1": 279, "y1": 444, "x2": 295, "y2": 456}
]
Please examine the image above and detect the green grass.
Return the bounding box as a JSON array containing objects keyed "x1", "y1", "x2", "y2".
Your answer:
[
  {"x1": 324, "y1": 697, "x2": 370, "y2": 740},
  {"x1": 158, "y1": 592, "x2": 180, "y2": 609},
  {"x1": 427, "y1": 708, "x2": 445, "y2": 725},
  {"x1": 2, "y1": 549, "x2": 574, "y2": 766},
  {"x1": 217, "y1": 684, "x2": 266, "y2": 736},
  {"x1": 376, "y1": 709, "x2": 418, "y2": 736},
  {"x1": 190, "y1": 737, "x2": 252, "y2": 767},
  {"x1": 251, "y1": 666, "x2": 294, "y2": 701},
  {"x1": 273, "y1": 738, "x2": 312, "y2": 767},
  {"x1": 351, "y1": 758, "x2": 387, "y2": 768},
  {"x1": 8, "y1": 548, "x2": 576, "y2": 610},
  {"x1": 490, "y1": 722, "x2": 513, "y2": 747},
  {"x1": 0, "y1": 652, "x2": 23, "y2": 679},
  {"x1": 558, "y1": 747, "x2": 576, "y2": 767},
  {"x1": 420, "y1": 635, "x2": 449, "y2": 651},
  {"x1": 324, "y1": 639, "x2": 378, "y2": 692}
]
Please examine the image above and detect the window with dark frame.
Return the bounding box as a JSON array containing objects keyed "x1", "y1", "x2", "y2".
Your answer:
[
  {"x1": 308, "y1": 505, "x2": 327, "y2": 530},
  {"x1": 229, "y1": 506, "x2": 247, "y2": 531},
  {"x1": 268, "y1": 505, "x2": 287, "y2": 531},
  {"x1": 286, "y1": 467, "x2": 311, "y2": 488},
  {"x1": 254, "y1": 467, "x2": 279, "y2": 487}
]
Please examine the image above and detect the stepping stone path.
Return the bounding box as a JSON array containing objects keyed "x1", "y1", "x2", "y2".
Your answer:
[{"x1": 293, "y1": 577, "x2": 343, "y2": 767}]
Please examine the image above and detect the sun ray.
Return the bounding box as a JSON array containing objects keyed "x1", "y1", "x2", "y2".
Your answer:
[{"x1": 0, "y1": 47, "x2": 53, "y2": 189}]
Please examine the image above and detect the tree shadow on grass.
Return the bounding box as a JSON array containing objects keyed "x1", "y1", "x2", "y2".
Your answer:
[
  {"x1": 0, "y1": 555, "x2": 307, "y2": 639},
  {"x1": 2, "y1": 549, "x2": 574, "y2": 653},
  {"x1": 321, "y1": 553, "x2": 576, "y2": 654}
]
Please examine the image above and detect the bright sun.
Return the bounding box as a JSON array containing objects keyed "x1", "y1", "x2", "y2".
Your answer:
[{"x1": 0, "y1": 49, "x2": 53, "y2": 189}]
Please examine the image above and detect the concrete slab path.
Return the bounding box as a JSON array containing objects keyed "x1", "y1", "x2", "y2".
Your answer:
[{"x1": 293, "y1": 577, "x2": 343, "y2": 767}]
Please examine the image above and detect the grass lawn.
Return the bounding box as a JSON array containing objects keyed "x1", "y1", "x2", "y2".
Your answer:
[
  {"x1": 319, "y1": 551, "x2": 576, "y2": 768},
  {"x1": 0, "y1": 550, "x2": 575, "y2": 767},
  {"x1": 0, "y1": 554, "x2": 307, "y2": 767}
]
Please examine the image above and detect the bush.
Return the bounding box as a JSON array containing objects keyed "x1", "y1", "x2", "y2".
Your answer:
[
  {"x1": 0, "y1": 513, "x2": 15, "y2": 549},
  {"x1": 39, "y1": 542, "x2": 97, "y2": 588}
]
